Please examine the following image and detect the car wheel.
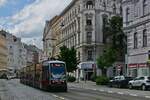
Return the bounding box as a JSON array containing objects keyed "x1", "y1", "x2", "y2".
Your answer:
[
  {"x1": 141, "y1": 84, "x2": 146, "y2": 91},
  {"x1": 129, "y1": 84, "x2": 132, "y2": 89}
]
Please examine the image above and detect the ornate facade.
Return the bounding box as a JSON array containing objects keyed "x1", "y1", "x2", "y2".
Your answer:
[
  {"x1": 123, "y1": 0, "x2": 150, "y2": 77},
  {"x1": 43, "y1": 0, "x2": 122, "y2": 77}
]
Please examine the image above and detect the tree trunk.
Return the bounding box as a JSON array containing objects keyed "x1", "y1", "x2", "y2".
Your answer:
[{"x1": 101, "y1": 68, "x2": 107, "y2": 76}]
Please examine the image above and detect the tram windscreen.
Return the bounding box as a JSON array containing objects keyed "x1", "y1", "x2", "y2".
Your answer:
[{"x1": 50, "y1": 63, "x2": 66, "y2": 80}]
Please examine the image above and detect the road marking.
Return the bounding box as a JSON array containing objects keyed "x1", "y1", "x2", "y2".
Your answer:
[
  {"x1": 92, "y1": 89, "x2": 97, "y2": 91},
  {"x1": 52, "y1": 94, "x2": 68, "y2": 100},
  {"x1": 59, "y1": 97, "x2": 65, "y2": 100},
  {"x1": 117, "y1": 92, "x2": 124, "y2": 95},
  {"x1": 70, "y1": 87, "x2": 76, "y2": 89},
  {"x1": 52, "y1": 94, "x2": 59, "y2": 98},
  {"x1": 107, "y1": 91, "x2": 113, "y2": 93},
  {"x1": 129, "y1": 94, "x2": 137, "y2": 97},
  {"x1": 145, "y1": 96, "x2": 150, "y2": 99},
  {"x1": 99, "y1": 89, "x2": 104, "y2": 92}
]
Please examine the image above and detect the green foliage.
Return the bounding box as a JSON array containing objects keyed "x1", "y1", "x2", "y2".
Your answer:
[
  {"x1": 97, "y1": 16, "x2": 126, "y2": 76},
  {"x1": 67, "y1": 76, "x2": 76, "y2": 82},
  {"x1": 58, "y1": 46, "x2": 78, "y2": 72},
  {"x1": 97, "y1": 47, "x2": 117, "y2": 76},
  {"x1": 90, "y1": 73, "x2": 97, "y2": 82},
  {"x1": 96, "y1": 76, "x2": 109, "y2": 85}
]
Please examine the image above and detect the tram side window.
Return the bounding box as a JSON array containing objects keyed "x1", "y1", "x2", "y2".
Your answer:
[{"x1": 42, "y1": 65, "x2": 49, "y2": 80}]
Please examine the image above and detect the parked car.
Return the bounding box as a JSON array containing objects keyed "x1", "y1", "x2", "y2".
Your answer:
[
  {"x1": 108, "y1": 76, "x2": 133, "y2": 88},
  {"x1": 128, "y1": 76, "x2": 150, "y2": 90}
]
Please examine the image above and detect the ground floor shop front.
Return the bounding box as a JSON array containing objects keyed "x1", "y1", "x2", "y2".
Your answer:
[{"x1": 128, "y1": 63, "x2": 150, "y2": 77}]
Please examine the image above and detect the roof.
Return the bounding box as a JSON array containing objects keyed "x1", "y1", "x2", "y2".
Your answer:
[
  {"x1": 43, "y1": 60, "x2": 65, "y2": 64},
  {"x1": 59, "y1": 0, "x2": 77, "y2": 16}
]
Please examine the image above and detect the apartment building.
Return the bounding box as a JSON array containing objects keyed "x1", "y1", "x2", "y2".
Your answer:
[
  {"x1": 0, "y1": 30, "x2": 8, "y2": 77},
  {"x1": 123, "y1": 0, "x2": 150, "y2": 77},
  {"x1": 5, "y1": 32, "x2": 27, "y2": 75},
  {"x1": 43, "y1": 0, "x2": 122, "y2": 78}
]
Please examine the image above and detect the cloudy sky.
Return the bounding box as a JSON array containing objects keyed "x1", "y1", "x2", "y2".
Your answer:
[{"x1": 0, "y1": 0, "x2": 72, "y2": 49}]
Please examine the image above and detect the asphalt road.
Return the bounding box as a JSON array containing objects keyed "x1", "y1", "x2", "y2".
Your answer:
[
  {"x1": 55, "y1": 87, "x2": 150, "y2": 100},
  {"x1": 0, "y1": 79, "x2": 150, "y2": 100}
]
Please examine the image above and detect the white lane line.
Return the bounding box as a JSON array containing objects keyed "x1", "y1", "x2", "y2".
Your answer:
[
  {"x1": 99, "y1": 89, "x2": 105, "y2": 92},
  {"x1": 107, "y1": 91, "x2": 113, "y2": 93},
  {"x1": 117, "y1": 92, "x2": 124, "y2": 95},
  {"x1": 59, "y1": 97, "x2": 65, "y2": 100},
  {"x1": 92, "y1": 89, "x2": 97, "y2": 91},
  {"x1": 145, "y1": 96, "x2": 150, "y2": 99},
  {"x1": 69, "y1": 87, "x2": 76, "y2": 89},
  {"x1": 129, "y1": 94, "x2": 137, "y2": 97},
  {"x1": 52, "y1": 94, "x2": 59, "y2": 98}
]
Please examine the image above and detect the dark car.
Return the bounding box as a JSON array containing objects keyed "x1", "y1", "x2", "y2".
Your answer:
[{"x1": 108, "y1": 76, "x2": 133, "y2": 88}]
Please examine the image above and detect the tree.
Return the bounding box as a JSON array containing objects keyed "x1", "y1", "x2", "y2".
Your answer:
[
  {"x1": 97, "y1": 16, "x2": 126, "y2": 76},
  {"x1": 97, "y1": 47, "x2": 117, "y2": 76},
  {"x1": 107, "y1": 16, "x2": 126, "y2": 56},
  {"x1": 58, "y1": 46, "x2": 78, "y2": 73}
]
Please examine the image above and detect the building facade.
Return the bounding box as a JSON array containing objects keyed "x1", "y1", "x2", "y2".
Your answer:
[
  {"x1": 43, "y1": 0, "x2": 122, "y2": 78},
  {"x1": 123, "y1": 0, "x2": 150, "y2": 77},
  {"x1": 0, "y1": 30, "x2": 8, "y2": 77},
  {"x1": 24, "y1": 44, "x2": 43, "y2": 65},
  {"x1": 5, "y1": 32, "x2": 27, "y2": 75}
]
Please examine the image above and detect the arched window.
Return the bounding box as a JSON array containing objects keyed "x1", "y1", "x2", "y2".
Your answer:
[
  {"x1": 143, "y1": 29, "x2": 147, "y2": 47},
  {"x1": 134, "y1": 32, "x2": 138, "y2": 49},
  {"x1": 143, "y1": 0, "x2": 148, "y2": 15},
  {"x1": 86, "y1": 1, "x2": 94, "y2": 9},
  {"x1": 126, "y1": 8, "x2": 130, "y2": 22}
]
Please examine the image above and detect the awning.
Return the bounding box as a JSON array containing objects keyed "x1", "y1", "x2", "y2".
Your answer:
[{"x1": 78, "y1": 62, "x2": 97, "y2": 70}]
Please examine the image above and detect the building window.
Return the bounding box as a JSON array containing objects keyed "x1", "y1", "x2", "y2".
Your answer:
[
  {"x1": 87, "y1": 32, "x2": 92, "y2": 44},
  {"x1": 113, "y1": 4, "x2": 116, "y2": 14},
  {"x1": 134, "y1": 32, "x2": 138, "y2": 49},
  {"x1": 86, "y1": 1, "x2": 94, "y2": 9},
  {"x1": 126, "y1": 8, "x2": 130, "y2": 22},
  {"x1": 143, "y1": 29, "x2": 147, "y2": 47},
  {"x1": 78, "y1": 52, "x2": 80, "y2": 60},
  {"x1": 143, "y1": 0, "x2": 148, "y2": 15},
  {"x1": 87, "y1": 50, "x2": 93, "y2": 61},
  {"x1": 86, "y1": 19, "x2": 92, "y2": 25},
  {"x1": 102, "y1": 14, "x2": 108, "y2": 43}
]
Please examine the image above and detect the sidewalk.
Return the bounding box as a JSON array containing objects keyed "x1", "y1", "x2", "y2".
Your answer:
[
  {"x1": 68, "y1": 81, "x2": 150, "y2": 98},
  {"x1": 68, "y1": 80, "x2": 106, "y2": 89}
]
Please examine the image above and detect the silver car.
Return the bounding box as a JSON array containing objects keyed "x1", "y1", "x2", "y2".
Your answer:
[{"x1": 128, "y1": 76, "x2": 150, "y2": 90}]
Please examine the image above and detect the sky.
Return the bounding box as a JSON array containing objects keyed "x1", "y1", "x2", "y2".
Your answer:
[{"x1": 0, "y1": 0, "x2": 72, "y2": 49}]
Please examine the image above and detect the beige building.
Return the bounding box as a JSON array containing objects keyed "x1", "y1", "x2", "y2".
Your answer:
[
  {"x1": 50, "y1": 16, "x2": 62, "y2": 58},
  {"x1": 0, "y1": 30, "x2": 8, "y2": 77}
]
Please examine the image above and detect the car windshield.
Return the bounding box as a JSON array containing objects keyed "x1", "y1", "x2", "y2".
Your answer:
[{"x1": 125, "y1": 77, "x2": 133, "y2": 80}]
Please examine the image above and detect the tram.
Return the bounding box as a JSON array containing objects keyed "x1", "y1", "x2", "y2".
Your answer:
[{"x1": 20, "y1": 60, "x2": 67, "y2": 92}]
